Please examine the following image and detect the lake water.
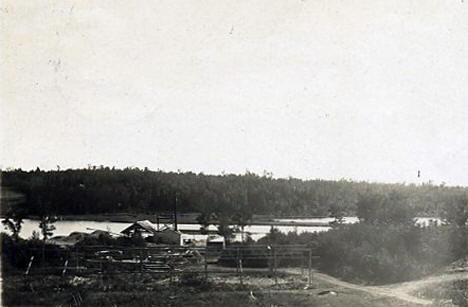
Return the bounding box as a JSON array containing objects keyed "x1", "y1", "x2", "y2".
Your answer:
[
  {"x1": 5, "y1": 219, "x2": 332, "y2": 241},
  {"x1": 274, "y1": 217, "x2": 360, "y2": 224},
  {"x1": 3, "y1": 217, "x2": 442, "y2": 241}
]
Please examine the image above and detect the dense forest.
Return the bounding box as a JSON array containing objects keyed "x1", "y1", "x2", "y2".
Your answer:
[{"x1": 1, "y1": 167, "x2": 468, "y2": 220}]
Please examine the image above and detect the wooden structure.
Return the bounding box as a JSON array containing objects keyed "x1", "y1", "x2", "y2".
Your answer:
[{"x1": 121, "y1": 220, "x2": 160, "y2": 238}]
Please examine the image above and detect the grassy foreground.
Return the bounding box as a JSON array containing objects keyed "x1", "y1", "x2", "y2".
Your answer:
[
  {"x1": 2, "y1": 271, "x2": 418, "y2": 307},
  {"x1": 416, "y1": 279, "x2": 468, "y2": 307}
]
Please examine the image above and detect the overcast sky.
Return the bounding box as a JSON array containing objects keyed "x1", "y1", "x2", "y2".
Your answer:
[{"x1": 2, "y1": 0, "x2": 468, "y2": 185}]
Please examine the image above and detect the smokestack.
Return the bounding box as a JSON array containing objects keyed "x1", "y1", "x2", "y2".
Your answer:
[{"x1": 174, "y1": 193, "x2": 178, "y2": 231}]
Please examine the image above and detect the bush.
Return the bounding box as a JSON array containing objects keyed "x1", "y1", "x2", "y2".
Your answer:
[
  {"x1": 314, "y1": 223, "x2": 453, "y2": 284},
  {"x1": 240, "y1": 222, "x2": 457, "y2": 285},
  {"x1": 1, "y1": 233, "x2": 66, "y2": 272}
]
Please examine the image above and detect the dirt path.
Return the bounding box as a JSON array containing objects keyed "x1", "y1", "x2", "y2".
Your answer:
[{"x1": 282, "y1": 268, "x2": 468, "y2": 306}]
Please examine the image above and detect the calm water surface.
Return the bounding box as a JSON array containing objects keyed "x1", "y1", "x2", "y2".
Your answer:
[
  {"x1": 6, "y1": 219, "x2": 332, "y2": 241},
  {"x1": 3, "y1": 217, "x2": 441, "y2": 241}
]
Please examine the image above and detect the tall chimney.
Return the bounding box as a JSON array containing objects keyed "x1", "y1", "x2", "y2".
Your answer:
[{"x1": 174, "y1": 193, "x2": 178, "y2": 231}]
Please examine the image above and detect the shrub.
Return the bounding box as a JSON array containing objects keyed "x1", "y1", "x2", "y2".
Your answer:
[
  {"x1": 314, "y1": 224, "x2": 453, "y2": 284},
  {"x1": 1, "y1": 233, "x2": 66, "y2": 272}
]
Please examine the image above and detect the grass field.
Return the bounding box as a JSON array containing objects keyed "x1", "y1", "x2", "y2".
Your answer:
[
  {"x1": 415, "y1": 279, "x2": 468, "y2": 307},
  {"x1": 2, "y1": 270, "x2": 422, "y2": 307}
]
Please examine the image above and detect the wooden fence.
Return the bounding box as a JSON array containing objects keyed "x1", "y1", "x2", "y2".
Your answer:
[{"x1": 18, "y1": 245, "x2": 320, "y2": 287}]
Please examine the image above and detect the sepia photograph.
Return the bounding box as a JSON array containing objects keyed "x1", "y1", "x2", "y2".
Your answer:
[{"x1": 1, "y1": 1, "x2": 468, "y2": 306}]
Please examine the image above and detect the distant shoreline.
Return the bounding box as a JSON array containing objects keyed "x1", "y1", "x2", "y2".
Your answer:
[
  {"x1": 2, "y1": 213, "x2": 335, "y2": 227},
  {"x1": 1, "y1": 214, "x2": 441, "y2": 227}
]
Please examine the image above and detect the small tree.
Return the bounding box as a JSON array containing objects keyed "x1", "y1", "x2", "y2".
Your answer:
[
  {"x1": 2, "y1": 210, "x2": 24, "y2": 241},
  {"x1": 38, "y1": 215, "x2": 57, "y2": 265},
  {"x1": 329, "y1": 202, "x2": 345, "y2": 227},
  {"x1": 30, "y1": 230, "x2": 41, "y2": 241},
  {"x1": 39, "y1": 215, "x2": 57, "y2": 241},
  {"x1": 442, "y1": 195, "x2": 468, "y2": 258},
  {"x1": 356, "y1": 192, "x2": 382, "y2": 224},
  {"x1": 232, "y1": 188, "x2": 253, "y2": 244},
  {"x1": 442, "y1": 194, "x2": 468, "y2": 228},
  {"x1": 196, "y1": 212, "x2": 213, "y2": 235},
  {"x1": 357, "y1": 190, "x2": 414, "y2": 226},
  {"x1": 216, "y1": 214, "x2": 235, "y2": 245}
]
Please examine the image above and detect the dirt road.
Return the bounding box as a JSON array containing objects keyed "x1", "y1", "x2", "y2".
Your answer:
[{"x1": 282, "y1": 268, "x2": 468, "y2": 306}]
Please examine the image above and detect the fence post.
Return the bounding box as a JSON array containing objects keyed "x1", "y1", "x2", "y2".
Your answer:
[
  {"x1": 169, "y1": 266, "x2": 173, "y2": 284},
  {"x1": 237, "y1": 247, "x2": 243, "y2": 286},
  {"x1": 204, "y1": 252, "x2": 208, "y2": 281},
  {"x1": 75, "y1": 250, "x2": 79, "y2": 273},
  {"x1": 25, "y1": 256, "x2": 34, "y2": 275},
  {"x1": 301, "y1": 253, "x2": 304, "y2": 277},
  {"x1": 100, "y1": 259, "x2": 103, "y2": 273},
  {"x1": 268, "y1": 246, "x2": 273, "y2": 275},
  {"x1": 236, "y1": 248, "x2": 239, "y2": 275},
  {"x1": 62, "y1": 259, "x2": 68, "y2": 276},
  {"x1": 273, "y1": 247, "x2": 278, "y2": 287},
  {"x1": 139, "y1": 250, "x2": 143, "y2": 273},
  {"x1": 239, "y1": 258, "x2": 243, "y2": 286},
  {"x1": 308, "y1": 248, "x2": 312, "y2": 288}
]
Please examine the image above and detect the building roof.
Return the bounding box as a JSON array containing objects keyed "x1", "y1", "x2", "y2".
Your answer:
[
  {"x1": 160, "y1": 228, "x2": 184, "y2": 235},
  {"x1": 136, "y1": 220, "x2": 159, "y2": 232},
  {"x1": 121, "y1": 220, "x2": 181, "y2": 235},
  {"x1": 121, "y1": 220, "x2": 159, "y2": 234},
  {"x1": 207, "y1": 235, "x2": 225, "y2": 243}
]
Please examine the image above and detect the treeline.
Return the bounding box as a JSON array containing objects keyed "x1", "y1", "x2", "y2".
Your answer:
[{"x1": 2, "y1": 167, "x2": 468, "y2": 218}]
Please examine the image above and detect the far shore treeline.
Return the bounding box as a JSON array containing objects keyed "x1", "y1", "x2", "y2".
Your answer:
[{"x1": 2, "y1": 167, "x2": 468, "y2": 220}]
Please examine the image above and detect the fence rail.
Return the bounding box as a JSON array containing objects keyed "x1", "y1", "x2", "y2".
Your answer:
[{"x1": 9, "y1": 244, "x2": 319, "y2": 287}]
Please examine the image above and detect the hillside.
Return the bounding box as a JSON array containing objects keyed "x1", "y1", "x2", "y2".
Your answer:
[{"x1": 2, "y1": 168, "x2": 467, "y2": 220}]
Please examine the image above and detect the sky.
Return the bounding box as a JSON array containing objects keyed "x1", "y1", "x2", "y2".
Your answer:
[{"x1": 2, "y1": 0, "x2": 468, "y2": 186}]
